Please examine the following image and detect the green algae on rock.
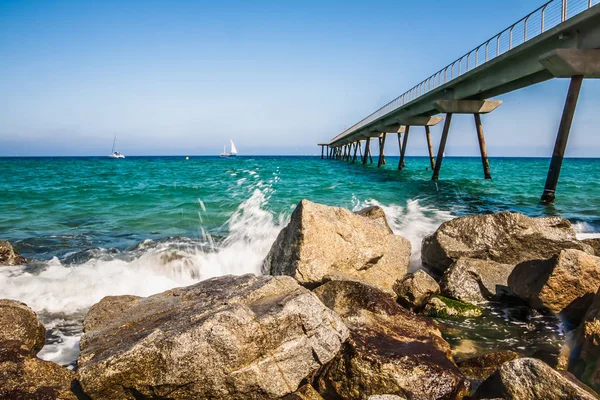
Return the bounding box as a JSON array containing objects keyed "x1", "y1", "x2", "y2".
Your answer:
[{"x1": 424, "y1": 295, "x2": 483, "y2": 318}]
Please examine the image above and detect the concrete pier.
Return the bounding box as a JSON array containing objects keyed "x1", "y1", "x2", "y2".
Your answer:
[{"x1": 318, "y1": 1, "x2": 600, "y2": 202}]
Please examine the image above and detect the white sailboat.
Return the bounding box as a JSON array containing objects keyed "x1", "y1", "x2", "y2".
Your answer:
[
  {"x1": 109, "y1": 134, "x2": 125, "y2": 158},
  {"x1": 220, "y1": 139, "x2": 238, "y2": 157}
]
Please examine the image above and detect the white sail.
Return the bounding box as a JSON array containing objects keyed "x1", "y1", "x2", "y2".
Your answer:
[{"x1": 230, "y1": 140, "x2": 238, "y2": 155}]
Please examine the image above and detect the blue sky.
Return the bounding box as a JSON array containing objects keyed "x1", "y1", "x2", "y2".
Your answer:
[{"x1": 1, "y1": 0, "x2": 599, "y2": 156}]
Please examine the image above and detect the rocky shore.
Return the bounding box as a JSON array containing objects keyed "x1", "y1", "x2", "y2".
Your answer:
[{"x1": 2, "y1": 200, "x2": 600, "y2": 399}]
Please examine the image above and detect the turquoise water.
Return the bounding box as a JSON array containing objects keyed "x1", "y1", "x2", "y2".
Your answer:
[
  {"x1": 1, "y1": 155, "x2": 599, "y2": 367},
  {"x1": 2, "y1": 156, "x2": 599, "y2": 259}
]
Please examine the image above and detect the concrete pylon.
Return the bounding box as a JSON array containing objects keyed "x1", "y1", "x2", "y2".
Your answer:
[{"x1": 431, "y1": 99, "x2": 501, "y2": 180}]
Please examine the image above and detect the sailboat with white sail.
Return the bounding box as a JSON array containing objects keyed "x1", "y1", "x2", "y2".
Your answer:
[
  {"x1": 109, "y1": 134, "x2": 125, "y2": 158},
  {"x1": 220, "y1": 139, "x2": 238, "y2": 157}
]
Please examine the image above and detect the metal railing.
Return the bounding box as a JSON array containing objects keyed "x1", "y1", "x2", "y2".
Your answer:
[{"x1": 331, "y1": 0, "x2": 597, "y2": 144}]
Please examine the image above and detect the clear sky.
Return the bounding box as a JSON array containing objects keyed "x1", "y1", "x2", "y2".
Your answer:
[{"x1": 1, "y1": 0, "x2": 599, "y2": 156}]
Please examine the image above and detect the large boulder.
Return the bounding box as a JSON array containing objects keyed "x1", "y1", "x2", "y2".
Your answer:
[
  {"x1": 393, "y1": 269, "x2": 440, "y2": 309},
  {"x1": 0, "y1": 300, "x2": 80, "y2": 400},
  {"x1": 0, "y1": 344, "x2": 79, "y2": 400},
  {"x1": 263, "y1": 200, "x2": 411, "y2": 294},
  {"x1": 570, "y1": 289, "x2": 600, "y2": 393},
  {"x1": 0, "y1": 299, "x2": 46, "y2": 355},
  {"x1": 422, "y1": 212, "x2": 591, "y2": 274},
  {"x1": 508, "y1": 249, "x2": 600, "y2": 326},
  {"x1": 473, "y1": 358, "x2": 598, "y2": 399},
  {"x1": 583, "y1": 238, "x2": 600, "y2": 257},
  {"x1": 354, "y1": 205, "x2": 393, "y2": 233},
  {"x1": 0, "y1": 240, "x2": 26, "y2": 266},
  {"x1": 440, "y1": 258, "x2": 515, "y2": 304},
  {"x1": 78, "y1": 274, "x2": 348, "y2": 400},
  {"x1": 313, "y1": 280, "x2": 470, "y2": 400}
]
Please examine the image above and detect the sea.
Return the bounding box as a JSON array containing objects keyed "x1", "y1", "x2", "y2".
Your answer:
[{"x1": 1, "y1": 155, "x2": 600, "y2": 368}]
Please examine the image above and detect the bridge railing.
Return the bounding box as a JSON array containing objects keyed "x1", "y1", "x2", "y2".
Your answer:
[{"x1": 331, "y1": 0, "x2": 598, "y2": 144}]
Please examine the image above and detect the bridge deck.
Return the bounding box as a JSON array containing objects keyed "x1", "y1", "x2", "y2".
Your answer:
[{"x1": 327, "y1": 1, "x2": 600, "y2": 147}]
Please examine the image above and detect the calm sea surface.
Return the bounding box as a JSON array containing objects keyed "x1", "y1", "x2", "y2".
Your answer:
[{"x1": 1, "y1": 155, "x2": 599, "y2": 367}]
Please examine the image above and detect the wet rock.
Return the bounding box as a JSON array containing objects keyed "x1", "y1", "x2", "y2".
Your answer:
[
  {"x1": 440, "y1": 258, "x2": 515, "y2": 304},
  {"x1": 313, "y1": 280, "x2": 469, "y2": 400},
  {"x1": 282, "y1": 384, "x2": 324, "y2": 400},
  {"x1": 423, "y1": 295, "x2": 483, "y2": 318},
  {"x1": 354, "y1": 205, "x2": 393, "y2": 234},
  {"x1": 458, "y1": 350, "x2": 519, "y2": 383},
  {"x1": 0, "y1": 343, "x2": 79, "y2": 400},
  {"x1": 393, "y1": 269, "x2": 440, "y2": 309},
  {"x1": 474, "y1": 358, "x2": 598, "y2": 399},
  {"x1": 570, "y1": 289, "x2": 600, "y2": 393},
  {"x1": 367, "y1": 396, "x2": 407, "y2": 400},
  {"x1": 508, "y1": 249, "x2": 600, "y2": 326},
  {"x1": 0, "y1": 299, "x2": 46, "y2": 356},
  {"x1": 78, "y1": 274, "x2": 348, "y2": 400},
  {"x1": 0, "y1": 240, "x2": 26, "y2": 266},
  {"x1": 264, "y1": 200, "x2": 411, "y2": 294},
  {"x1": 583, "y1": 238, "x2": 600, "y2": 257},
  {"x1": 421, "y1": 211, "x2": 591, "y2": 274}
]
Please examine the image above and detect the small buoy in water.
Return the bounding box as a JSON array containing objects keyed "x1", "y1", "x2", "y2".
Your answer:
[{"x1": 186, "y1": 157, "x2": 189, "y2": 160}]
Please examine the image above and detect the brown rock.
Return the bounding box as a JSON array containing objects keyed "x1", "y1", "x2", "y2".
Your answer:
[
  {"x1": 0, "y1": 299, "x2": 46, "y2": 356},
  {"x1": 508, "y1": 249, "x2": 600, "y2": 326},
  {"x1": 354, "y1": 205, "x2": 393, "y2": 234},
  {"x1": 263, "y1": 200, "x2": 411, "y2": 294},
  {"x1": 282, "y1": 384, "x2": 324, "y2": 400},
  {"x1": 422, "y1": 212, "x2": 591, "y2": 274},
  {"x1": 458, "y1": 350, "x2": 519, "y2": 383},
  {"x1": 570, "y1": 289, "x2": 600, "y2": 393},
  {"x1": 474, "y1": 358, "x2": 598, "y2": 399},
  {"x1": 78, "y1": 274, "x2": 348, "y2": 400},
  {"x1": 393, "y1": 269, "x2": 440, "y2": 309},
  {"x1": 313, "y1": 280, "x2": 470, "y2": 400},
  {"x1": 0, "y1": 343, "x2": 79, "y2": 400},
  {"x1": 0, "y1": 240, "x2": 26, "y2": 266},
  {"x1": 440, "y1": 258, "x2": 515, "y2": 304}
]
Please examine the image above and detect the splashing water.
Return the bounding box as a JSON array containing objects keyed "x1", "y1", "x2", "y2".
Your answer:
[{"x1": 2, "y1": 155, "x2": 600, "y2": 368}]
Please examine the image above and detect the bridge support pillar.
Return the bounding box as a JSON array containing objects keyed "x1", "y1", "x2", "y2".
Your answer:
[
  {"x1": 358, "y1": 141, "x2": 363, "y2": 159},
  {"x1": 363, "y1": 139, "x2": 370, "y2": 165},
  {"x1": 352, "y1": 142, "x2": 358, "y2": 163},
  {"x1": 541, "y1": 75, "x2": 583, "y2": 204},
  {"x1": 474, "y1": 114, "x2": 492, "y2": 179},
  {"x1": 425, "y1": 126, "x2": 435, "y2": 170},
  {"x1": 398, "y1": 125, "x2": 411, "y2": 170},
  {"x1": 432, "y1": 113, "x2": 453, "y2": 181},
  {"x1": 377, "y1": 134, "x2": 387, "y2": 167},
  {"x1": 432, "y1": 100, "x2": 501, "y2": 180},
  {"x1": 321, "y1": 145, "x2": 324, "y2": 159}
]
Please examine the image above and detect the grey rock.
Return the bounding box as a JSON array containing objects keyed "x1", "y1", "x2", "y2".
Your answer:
[
  {"x1": 422, "y1": 211, "x2": 591, "y2": 274},
  {"x1": 393, "y1": 269, "x2": 440, "y2": 309},
  {"x1": 570, "y1": 288, "x2": 600, "y2": 393},
  {"x1": 440, "y1": 257, "x2": 515, "y2": 304},
  {"x1": 314, "y1": 280, "x2": 470, "y2": 400},
  {"x1": 0, "y1": 240, "x2": 26, "y2": 266},
  {"x1": 583, "y1": 238, "x2": 600, "y2": 257},
  {"x1": 264, "y1": 200, "x2": 411, "y2": 294},
  {"x1": 78, "y1": 274, "x2": 348, "y2": 400},
  {"x1": 508, "y1": 249, "x2": 600, "y2": 326},
  {"x1": 474, "y1": 358, "x2": 598, "y2": 399}
]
